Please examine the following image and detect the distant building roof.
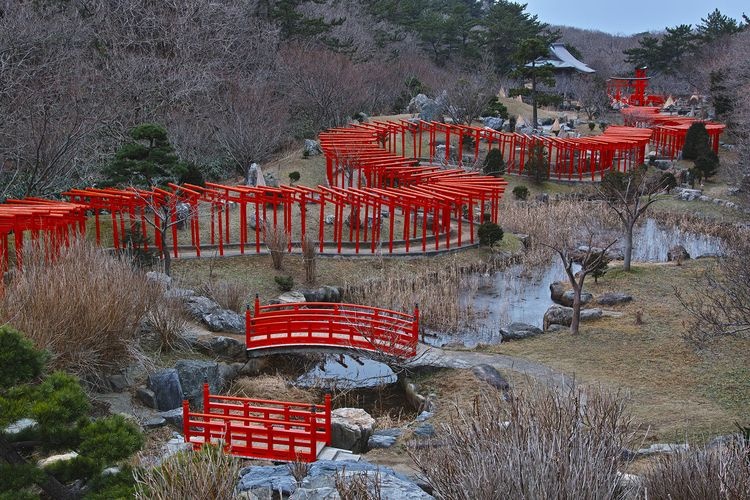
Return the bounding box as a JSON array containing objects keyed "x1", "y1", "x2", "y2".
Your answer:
[{"x1": 527, "y1": 43, "x2": 595, "y2": 74}]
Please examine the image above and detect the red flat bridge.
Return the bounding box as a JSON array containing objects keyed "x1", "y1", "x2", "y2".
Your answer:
[
  {"x1": 183, "y1": 383, "x2": 331, "y2": 462},
  {"x1": 245, "y1": 297, "x2": 419, "y2": 359}
]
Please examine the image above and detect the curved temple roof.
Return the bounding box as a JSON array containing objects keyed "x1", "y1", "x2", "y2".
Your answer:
[{"x1": 527, "y1": 43, "x2": 596, "y2": 73}]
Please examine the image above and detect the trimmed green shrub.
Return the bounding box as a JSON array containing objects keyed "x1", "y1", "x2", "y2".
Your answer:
[
  {"x1": 274, "y1": 275, "x2": 294, "y2": 292},
  {"x1": 512, "y1": 185, "x2": 530, "y2": 200},
  {"x1": 478, "y1": 222, "x2": 504, "y2": 247},
  {"x1": 682, "y1": 122, "x2": 711, "y2": 160},
  {"x1": 483, "y1": 149, "x2": 505, "y2": 176}
]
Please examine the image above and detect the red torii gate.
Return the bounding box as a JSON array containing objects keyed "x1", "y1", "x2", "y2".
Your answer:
[
  {"x1": 0, "y1": 200, "x2": 86, "y2": 271},
  {"x1": 620, "y1": 106, "x2": 725, "y2": 160}
]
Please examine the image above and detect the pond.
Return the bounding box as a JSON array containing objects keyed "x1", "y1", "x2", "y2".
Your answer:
[
  {"x1": 423, "y1": 218, "x2": 724, "y2": 348},
  {"x1": 294, "y1": 354, "x2": 397, "y2": 390}
]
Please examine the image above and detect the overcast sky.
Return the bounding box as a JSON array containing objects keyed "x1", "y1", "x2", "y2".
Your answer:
[{"x1": 522, "y1": 0, "x2": 747, "y2": 35}]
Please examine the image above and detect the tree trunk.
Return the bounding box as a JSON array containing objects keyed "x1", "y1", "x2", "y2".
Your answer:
[
  {"x1": 570, "y1": 287, "x2": 581, "y2": 335},
  {"x1": 623, "y1": 221, "x2": 634, "y2": 271},
  {"x1": 160, "y1": 211, "x2": 171, "y2": 277},
  {"x1": 531, "y1": 69, "x2": 538, "y2": 130},
  {"x1": 0, "y1": 436, "x2": 75, "y2": 500}
]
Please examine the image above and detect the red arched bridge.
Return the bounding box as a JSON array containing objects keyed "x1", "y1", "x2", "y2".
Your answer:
[
  {"x1": 182, "y1": 382, "x2": 331, "y2": 462},
  {"x1": 245, "y1": 297, "x2": 419, "y2": 359}
]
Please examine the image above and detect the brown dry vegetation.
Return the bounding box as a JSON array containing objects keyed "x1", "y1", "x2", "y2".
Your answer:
[
  {"x1": 0, "y1": 241, "x2": 162, "y2": 386},
  {"x1": 491, "y1": 260, "x2": 750, "y2": 443}
]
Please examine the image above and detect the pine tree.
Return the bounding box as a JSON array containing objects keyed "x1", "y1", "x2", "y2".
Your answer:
[
  {"x1": 682, "y1": 122, "x2": 710, "y2": 161},
  {"x1": 103, "y1": 123, "x2": 187, "y2": 188},
  {"x1": 0, "y1": 327, "x2": 143, "y2": 499}
]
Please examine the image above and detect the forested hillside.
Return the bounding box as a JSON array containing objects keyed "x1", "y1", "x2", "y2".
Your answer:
[{"x1": 1, "y1": 1, "x2": 748, "y2": 198}]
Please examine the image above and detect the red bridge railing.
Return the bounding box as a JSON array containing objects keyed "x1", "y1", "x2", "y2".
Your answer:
[
  {"x1": 246, "y1": 297, "x2": 419, "y2": 359},
  {"x1": 183, "y1": 383, "x2": 331, "y2": 462}
]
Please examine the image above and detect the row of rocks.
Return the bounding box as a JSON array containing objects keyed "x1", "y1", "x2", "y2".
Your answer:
[
  {"x1": 674, "y1": 187, "x2": 745, "y2": 212},
  {"x1": 237, "y1": 459, "x2": 433, "y2": 499}
]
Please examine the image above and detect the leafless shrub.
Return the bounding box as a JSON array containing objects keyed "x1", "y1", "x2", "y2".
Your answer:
[
  {"x1": 334, "y1": 466, "x2": 382, "y2": 500},
  {"x1": 265, "y1": 224, "x2": 289, "y2": 270},
  {"x1": 0, "y1": 240, "x2": 159, "y2": 387},
  {"x1": 302, "y1": 236, "x2": 317, "y2": 285},
  {"x1": 199, "y1": 280, "x2": 250, "y2": 313},
  {"x1": 144, "y1": 297, "x2": 188, "y2": 353},
  {"x1": 501, "y1": 199, "x2": 619, "y2": 269},
  {"x1": 639, "y1": 438, "x2": 750, "y2": 499},
  {"x1": 408, "y1": 384, "x2": 633, "y2": 500},
  {"x1": 134, "y1": 445, "x2": 241, "y2": 500},
  {"x1": 287, "y1": 458, "x2": 312, "y2": 486},
  {"x1": 677, "y1": 237, "x2": 750, "y2": 347}
]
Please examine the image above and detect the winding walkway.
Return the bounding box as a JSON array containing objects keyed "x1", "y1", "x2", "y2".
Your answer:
[{"x1": 407, "y1": 343, "x2": 576, "y2": 391}]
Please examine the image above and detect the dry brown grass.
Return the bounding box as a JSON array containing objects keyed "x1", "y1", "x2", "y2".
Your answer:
[
  {"x1": 640, "y1": 439, "x2": 750, "y2": 499},
  {"x1": 229, "y1": 374, "x2": 316, "y2": 402},
  {"x1": 199, "y1": 280, "x2": 251, "y2": 313},
  {"x1": 134, "y1": 445, "x2": 241, "y2": 500},
  {"x1": 265, "y1": 224, "x2": 289, "y2": 270},
  {"x1": 345, "y1": 256, "x2": 504, "y2": 333},
  {"x1": 493, "y1": 260, "x2": 750, "y2": 443},
  {"x1": 144, "y1": 297, "x2": 189, "y2": 353},
  {"x1": 0, "y1": 240, "x2": 159, "y2": 387},
  {"x1": 408, "y1": 384, "x2": 633, "y2": 500}
]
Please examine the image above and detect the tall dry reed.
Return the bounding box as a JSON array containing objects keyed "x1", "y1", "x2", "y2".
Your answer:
[
  {"x1": 408, "y1": 384, "x2": 633, "y2": 500},
  {"x1": 0, "y1": 240, "x2": 159, "y2": 386},
  {"x1": 134, "y1": 445, "x2": 241, "y2": 500},
  {"x1": 302, "y1": 236, "x2": 317, "y2": 284},
  {"x1": 265, "y1": 224, "x2": 288, "y2": 270},
  {"x1": 640, "y1": 438, "x2": 750, "y2": 499},
  {"x1": 344, "y1": 258, "x2": 501, "y2": 333}
]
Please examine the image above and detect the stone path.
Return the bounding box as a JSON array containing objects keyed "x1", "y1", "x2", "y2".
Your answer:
[{"x1": 407, "y1": 343, "x2": 576, "y2": 391}]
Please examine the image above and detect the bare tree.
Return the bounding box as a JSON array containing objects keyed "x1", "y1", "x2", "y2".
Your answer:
[
  {"x1": 574, "y1": 75, "x2": 609, "y2": 121},
  {"x1": 212, "y1": 81, "x2": 290, "y2": 184},
  {"x1": 442, "y1": 66, "x2": 497, "y2": 126},
  {"x1": 130, "y1": 188, "x2": 195, "y2": 277},
  {"x1": 677, "y1": 235, "x2": 750, "y2": 347},
  {"x1": 598, "y1": 166, "x2": 666, "y2": 272}
]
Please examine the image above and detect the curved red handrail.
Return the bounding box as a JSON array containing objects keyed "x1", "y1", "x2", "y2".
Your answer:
[{"x1": 246, "y1": 300, "x2": 419, "y2": 359}]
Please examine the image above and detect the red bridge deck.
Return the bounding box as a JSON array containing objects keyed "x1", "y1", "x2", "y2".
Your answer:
[
  {"x1": 245, "y1": 297, "x2": 419, "y2": 359},
  {"x1": 183, "y1": 383, "x2": 331, "y2": 462}
]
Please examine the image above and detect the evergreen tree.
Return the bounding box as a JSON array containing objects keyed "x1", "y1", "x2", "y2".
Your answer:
[
  {"x1": 525, "y1": 140, "x2": 548, "y2": 184},
  {"x1": 103, "y1": 123, "x2": 187, "y2": 188},
  {"x1": 0, "y1": 327, "x2": 143, "y2": 499},
  {"x1": 694, "y1": 151, "x2": 719, "y2": 180},
  {"x1": 482, "y1": 149, "x2": 505, "y2": 176},
  {"x1": 512, "y1": 37, "x2": 556, "y2": 129},
  {"x1": 696, "y1": 9, "x2": 743, "y2": 42},
  {"x1": 682, "y1": 122, "x2": 710, "y2": 160},
  {"x1": 624, "y1": 24, "x2": 698, "y2": 74}
]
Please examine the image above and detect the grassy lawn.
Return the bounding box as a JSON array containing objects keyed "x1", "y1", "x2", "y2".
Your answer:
[{"x1": 486, "y1": 259, "x2": 750, "y2": 443}]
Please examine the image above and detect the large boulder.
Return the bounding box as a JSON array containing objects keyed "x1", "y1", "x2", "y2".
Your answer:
[
  {"x1": 419, "y1": 100, "x2": 444, "y2": 122},
  {"x1": 471, "y1": 364, "x2": 510, "y2": 391},
  {"x1": 292, "y1": 460, "x2": 433, "y2": 499},
  {"x1": 407, "y1": 93, "x2": 431, "y2": 114},
  {"x1": 597, "y1": 292, "x2": 633, "y2": 306},
  {"x1": 499, "y1": 322, "x2": 543, "y2": 341},
  {"x1": 146, "y1": 369, "x2": 183, "y2": 411},
  {"x1": 368, "y1": 428, "x2": 403, "y2": 450},
  {"x1": 303, "y1": 139, "x2": 322, "y2": 156},
  {"x1": 174, "y1": 360, "x2": 223, "y2": 409},
  {"x1": 277, "y1": 291, "x2": 307, "y2": 304},
  {"x1": 330, "y1": 408, "x2": 375, "y2": 453},
  {"x1": 300, "y1": 286, "x2": 342, "y2": 303},
  {"x1": 549, "y1": 281, "x2": 566, "y2": 304},
  {"x1": 483, "y1": 116, "x2": 504, "y2": 131},
  {"x1": 675, "y1": 188, "x2": 702, "y2": 201},
  {"x1": 237, "y1": 464, "x2": 297, "y2": 498},
  {"x1": 183, "y1": 296, "x2": 244, "y2": 334},
  {"x1": 555, "y1": 290, "x2": 593, "y2": 308},
  {"x1": 195, "y1": 335, "x2": 246, "y2": 361},
  {"x1": 667, "y1": 245, "x2": 690, "y2": 262},
  {"x1": 543, "y1": 305, "x2": 603, "y2": 331}
]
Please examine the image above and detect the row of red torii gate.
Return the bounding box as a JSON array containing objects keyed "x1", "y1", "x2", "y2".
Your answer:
[{"x1": 0, "y1": 114, "x2": 724, "y2": 269}]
